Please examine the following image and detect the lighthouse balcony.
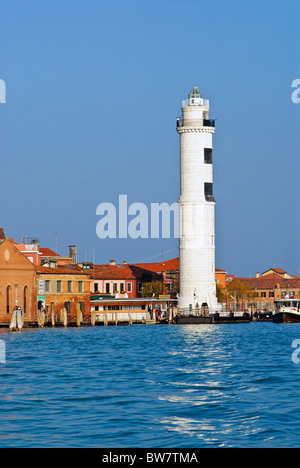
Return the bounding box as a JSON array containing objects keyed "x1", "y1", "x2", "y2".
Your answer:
[{"x1": 176, "y1": 118, "x2": 215, "y2": 128}]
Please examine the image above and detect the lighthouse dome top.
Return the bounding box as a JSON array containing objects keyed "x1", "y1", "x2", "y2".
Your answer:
[
  {"x1": 188, "y1": 85, "x2": 203, "y2": 99},
  {"x1": 182, "y1": 85, "x2": 209, "y2": 107}
]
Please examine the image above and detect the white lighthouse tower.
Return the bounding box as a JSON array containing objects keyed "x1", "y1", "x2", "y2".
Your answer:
[{"x1": 177, "y1": 86, "x2": 218, "y2": 313}]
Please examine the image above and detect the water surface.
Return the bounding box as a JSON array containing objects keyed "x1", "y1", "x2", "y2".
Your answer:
[{"x1": 0, "y1": 323, "x2": 299, "y2": 447}]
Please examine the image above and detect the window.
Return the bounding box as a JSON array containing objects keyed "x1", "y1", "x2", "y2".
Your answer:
[
  {"x1": 204, "y1": 148, "x2": 212, "y2": 164},
  {"x1": 94, "y1": 283, "x2": 98, "y2": 293},
  {"x1": 6, "y1": 286, "x2": 11, "y2": 315},
  {"x1": 261, "y1": 292, "x2": 266, "y2": 298},
  {"x1": 204, "y1": 182, "x2": 215, "y2": 202},
  {"x1": 45, "y1": 280, "x2": 50, "y2": 293},
  {"x1": 78, "y1": 281, "x2": 83, "y2": 293},
  {"x1": 127, "y1": 282, "x2": 132, "y2": 293},
  {"x1": 24, "y1": 286, "x2": 28, "y2": 314},
  {"x1": 120, "y1": 283, "x2": 125, "y2": 293},
  {"x1": 269, "y1": 291, "x2": 274, "y2": 298},
  {"x1": 113, "y1": 283, "x2": 118, "y2": 293},
  {"x1": 106, "y1": 283, "x2": 110, "y2": 294},
  {"x1": 138, "y1": 282, "x2": 143, "y2": 293},
  {"x1": 57, "y1": 281, "x2": 62, "y2": 293},
  {"x1": 166, "y1": 282, "x2": 171, "y2": 292},
  {"x1": 68, "y1": 281, "x2": 72, "y2": 293}
]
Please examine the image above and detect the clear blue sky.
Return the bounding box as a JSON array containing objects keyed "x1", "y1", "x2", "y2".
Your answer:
[{"x1": 0, "y1": 0, "x2": 299, "y2": 276}]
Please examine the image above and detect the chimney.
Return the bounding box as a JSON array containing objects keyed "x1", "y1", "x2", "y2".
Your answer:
[
  {"x1": 0, "y1": 228, "x2": 6, "y2": 240},
  {"x1": 110, "y1": 259, "x2": 116, "y2": 265},
  {"x1": 256, "y1": 272, "x2": 260, "y2": 278},
  {"x1": 69, "y1": 245, "x2": 77, "y2": 264},
  {"x1": 123, "y1": 260, "x2": 127, "y2": 265}
]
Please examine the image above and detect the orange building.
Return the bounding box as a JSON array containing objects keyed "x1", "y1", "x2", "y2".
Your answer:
[
  {"x1": 0, "y1": 234, "x2": 37, "y2": 325},
  {"x1": 35, "y1": 264, "x2": 91, "y2": 320},
  {"x1": 230, "y1": 268, "x2": 300, "y2": 311},
  {"x1": 133, "y1": 258, "x2": 226, "y2": 295}
]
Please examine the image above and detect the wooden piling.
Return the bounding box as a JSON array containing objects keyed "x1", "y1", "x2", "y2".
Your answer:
[
  {"x1": 91, "y1": 310, "x2": 96, "y2": 327},
  {"x1": 51, "y1": 311, "x2": 55, "y2": 327},
  {"x1": 76, "y1": 304, "x2": 81, "y2": 327},
  {"x1": 10, "y1": 307, "x2": 23, "y2": 331},
  {"x1": 37, "y1": 310, "x2": 45, "y2": 328},
  {"x1": 62, "y1": 308, "x2": 68, "y2": 327},
  {"x1": 17, "y1": 309, "x2": 23, "y2": 330},
  {"x1": 9, "y1": 308, "x2": 17, "y2": 331}
]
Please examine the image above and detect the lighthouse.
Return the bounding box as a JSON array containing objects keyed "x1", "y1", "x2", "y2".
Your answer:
[{"x1": 177, "y1": 86, "x2": 218, "y2": 313}]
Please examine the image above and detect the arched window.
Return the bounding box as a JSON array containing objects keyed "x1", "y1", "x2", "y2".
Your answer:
[
  {"x1": 24, "y1": 286, "x2": 28, "y2": 314},
  {"x1": 6, "y1": 286, "x2": 11, "y2": 314}
]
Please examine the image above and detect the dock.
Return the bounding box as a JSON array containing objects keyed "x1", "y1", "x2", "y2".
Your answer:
[
  {"x1": 1, "y1": 298, "x2": 274, "y2": 330},
  {"x1": 174, "y1": 311, "x2": 252, "y2": 325}
]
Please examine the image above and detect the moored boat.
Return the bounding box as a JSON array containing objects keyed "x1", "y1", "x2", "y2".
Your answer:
[{"x1": 273, "y1": 298, "x2": 300, "y2": 323}]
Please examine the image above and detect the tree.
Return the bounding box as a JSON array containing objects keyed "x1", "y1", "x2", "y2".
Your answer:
[
  {"x1": 142, "y1": 282, "x2": 164, "y2": 298},
  {"x1": 225, "y1": 280, "x2": 255, "y2": 310},
  {"x1": 216, "y1": 283, "x2": 226, "y2": 303}
]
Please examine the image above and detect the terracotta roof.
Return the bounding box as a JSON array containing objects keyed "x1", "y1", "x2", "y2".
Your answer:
[
  {"x1": 133, "y1": 258, "x2": 179, "y2": 273},
  {"x1": 262, "y1": 268, "x2": 286, "y2": 275},
  {"x1": 40, "y1": 248, "x2": 60, "y2": 257},
  {"x1": 237, "y1": 273, "x2": 300, "y2": 290},
  {"x1": 36, "y1": 264, "x2": 90, "y2": 276},
  {"x1": 92, "y1": 263, "x2": 162, "y2": 281}
]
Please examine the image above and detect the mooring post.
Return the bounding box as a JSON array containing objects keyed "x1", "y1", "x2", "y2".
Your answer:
[
  {"x1": 76, "y1": 303, "x2": 81, "y2": 327},
  {"x1": 9, "y1": 307, "x2": 17, "y2": 331},
  {"x1": 51, "y1": 308, "x2": 55, "y2": 327},
  {"x1": 63, "y1": 308, "x2": 68, "y2": 327},
  {"x1": 17, "y1": 308, "x2": 23, "y2": 331},
  {"x1": 91, "y1": 310, "x2": 96, "y2": 326}
]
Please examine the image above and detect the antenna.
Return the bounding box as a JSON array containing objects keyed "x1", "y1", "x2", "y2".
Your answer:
[{"x1": 55, "y1": 233, "x2": 58, "y2": 255}]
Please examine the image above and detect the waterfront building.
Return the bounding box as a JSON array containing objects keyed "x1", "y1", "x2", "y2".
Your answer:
[
  {"x1": 85, "y1": 260, "x2": 162, "y2": 299},
  {"x1": 10, "y1": 237, "x2": 75, "y2": 268},
  {"x1": 176, "y1": 86, "x2": 218, "y2": 312},
  {"x1": 35, "y1": 264, "x2": 91, "y2": 318},
  {"x1": 228, "y1": 268, "x2": 300, "y2": 311},
  {"x1": 135, "y1": 257, "x2": 226, "y2": 296},
  {"x1": 0, "y1": 233, "x2": 37, "y2": 325},
  {"x1": 13, "y1": 238, "x2": 42, "y2": 266}
]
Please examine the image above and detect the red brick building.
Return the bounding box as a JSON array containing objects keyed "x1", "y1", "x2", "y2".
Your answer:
[{"x1": 0, "y1": 235, "x2": 37, "y2": 325}]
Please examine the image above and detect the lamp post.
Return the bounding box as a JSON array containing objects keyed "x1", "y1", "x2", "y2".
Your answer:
[{"x1": 14, "y1": 284, "x2": 18, "y2": 306}]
